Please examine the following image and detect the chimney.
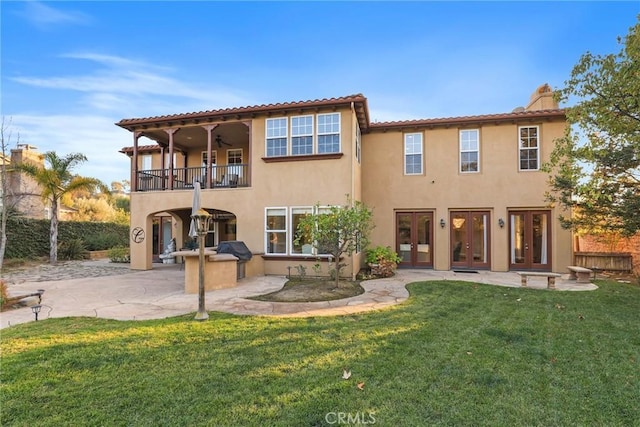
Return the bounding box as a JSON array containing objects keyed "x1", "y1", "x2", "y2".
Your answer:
[{"x1": 525, "y1": 83, "x2": 559, "y2": 111}]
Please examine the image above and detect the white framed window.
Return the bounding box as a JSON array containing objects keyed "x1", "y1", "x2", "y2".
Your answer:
[
  {"x1": 291, "y1": 115, "x2": 314, "y2": 155},
  {"x1": 404, "y1": 133, "x2": 423, "y2": 175},
  {"x1": 317, "y1": 113, "x2": 340, "y2": 153},
  {"x1": 266, "y1": 206, "x2": 336, "y2": 256},
  {"x1": 227, "y1": 149, "x2": 243, "y2": 185},
  {"x1": 266, "y1": 208, "x2": 287, "y2": 254},
  {"x1": 291, "y1": 207, "x2": 314, "y2": 254},
  {"x1": 266, "y1": 118, "x2": 288, "y2": 157},
  {"x1": 519, "y1": 126, "x2": 540, "y2": 171},
  {"x1": 141, "y1": 154, "x2": 152, "y2": 170},
  {"x1": 201, "y1": 150, "x2": 217, "y2": 166},
  {"x1": 164, "y1": 152, "x2": 177, "y2": 168},
  {"x1": 460, "y1": 129, "x2": 479, "y2": 173},
  {"x1": 227, "y1": 149, "x2": 242, "y2": 166}
]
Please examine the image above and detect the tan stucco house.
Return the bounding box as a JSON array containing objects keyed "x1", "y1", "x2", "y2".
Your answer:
[{"x1": 118, "y1": 84, "x2": 572, "y2": 278}]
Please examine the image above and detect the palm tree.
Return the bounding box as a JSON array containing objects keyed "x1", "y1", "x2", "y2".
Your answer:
[{"x1": 14, "y1": 151, "x2": 110, "y2": 264}]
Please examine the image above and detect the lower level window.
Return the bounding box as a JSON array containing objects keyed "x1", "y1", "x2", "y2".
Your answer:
[
  {"x1": 265, "y1": 206, "x2": 332, "y2": 255},
  {"x1": 266, "y1": 208, "x2": 287, "y2": 254}
]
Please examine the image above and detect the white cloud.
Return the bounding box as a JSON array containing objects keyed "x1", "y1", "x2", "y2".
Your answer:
[
  {"x1": 9, "y1": 114, "x2": 132, "y2": 185},
  {"x1": 10, "y1": 52, "x2": 251, "y2": 115},
  {"x1": 19, "y1": 1, "x2": 91, "y2": 28}
]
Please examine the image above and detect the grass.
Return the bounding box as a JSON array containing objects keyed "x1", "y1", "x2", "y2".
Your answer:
[{"x1": 1, "y1": 279, "x2": 639, "y2": 426}]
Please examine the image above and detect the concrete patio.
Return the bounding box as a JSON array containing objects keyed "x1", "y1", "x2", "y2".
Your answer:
[{"x1": 1, "y1": 260, "x2": 597, "y2": 329}]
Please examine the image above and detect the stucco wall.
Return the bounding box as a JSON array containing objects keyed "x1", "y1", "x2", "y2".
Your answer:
[
  {"x1": 128, "y1": 108, "x2": 363, "y2": 277},
  {"x1": 361, "y1": 120, "x2": 572, "y2": 272}
]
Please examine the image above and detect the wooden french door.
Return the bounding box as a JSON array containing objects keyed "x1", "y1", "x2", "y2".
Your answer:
[
  {"x1": 450, "y1": 211, "x2": 491, "y2": 269},
  {"x1": 509, "y1": 210, "x2": 551, "y2": 271},
  {"x1": 396, "y1": 212, "x2": 433, "y2": 268}
]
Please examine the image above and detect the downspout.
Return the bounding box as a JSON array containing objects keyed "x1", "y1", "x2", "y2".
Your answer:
[{"x1": 350, "y1": 101, "x2": 357, "y2": 281}]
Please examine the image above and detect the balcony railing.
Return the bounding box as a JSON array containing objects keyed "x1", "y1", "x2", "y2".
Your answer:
[{"x1": 136, "y1": 165, "x2": 249, "y2": 192}]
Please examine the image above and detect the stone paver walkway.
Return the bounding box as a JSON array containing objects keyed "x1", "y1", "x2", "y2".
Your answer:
[{"x1": 1, "y1": 260, "x2": 597, "y2": 329}]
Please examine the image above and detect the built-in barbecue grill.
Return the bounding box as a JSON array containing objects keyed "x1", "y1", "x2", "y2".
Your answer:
[{"x1": 216, "y1": 241, "x2": 252, "y2": 279}]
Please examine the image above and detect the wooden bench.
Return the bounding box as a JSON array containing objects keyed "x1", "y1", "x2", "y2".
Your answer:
[
  {"x1": 567, "y1": 266, "x2": 593, "y2": 283},
  {"x1": 517, "y1": 272, "x2": 562, "y2": 289}
]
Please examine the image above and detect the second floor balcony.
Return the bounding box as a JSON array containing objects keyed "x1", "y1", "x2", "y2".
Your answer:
[{"x1": 136, "y1": 164, "x2": 249, "y2": 192}]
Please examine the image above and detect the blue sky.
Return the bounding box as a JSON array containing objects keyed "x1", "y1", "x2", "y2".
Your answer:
[{"x1": 1, "y1": 1, "x2": 638, "y2": 186}]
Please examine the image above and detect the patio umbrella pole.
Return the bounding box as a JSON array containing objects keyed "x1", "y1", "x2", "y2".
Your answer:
[{"x1": 195, "y1": 226, "x2": 208, "y2": 320}]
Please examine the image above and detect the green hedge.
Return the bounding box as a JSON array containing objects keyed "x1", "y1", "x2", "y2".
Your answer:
[{"x1": 4, "y1": 217, "x2": 129, "y2": 259}]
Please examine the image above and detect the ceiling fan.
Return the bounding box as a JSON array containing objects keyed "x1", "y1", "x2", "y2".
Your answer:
[{"x1": 215, "y1": 135, "x2": 231, "y2": 147}]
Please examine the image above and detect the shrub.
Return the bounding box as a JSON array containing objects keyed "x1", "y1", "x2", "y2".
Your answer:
[
  {"x1": 366, "y1": 245, "x2": 401, "y2": 278},
  {"x1": 0, "y1": 280, "x2": 8, "y2": 309},
  {"x1": 83, "y1": 233, "x2": 128, "y2": 251},
  {"x1": 366, "y1": 245, "x2": 401, "y2": 265},
  {"x1": 58, "y1": 239, "x2": 89, "y2": 260},
  {"x1": 108, "y1": 246, "x2": 130, "y2": 263}
]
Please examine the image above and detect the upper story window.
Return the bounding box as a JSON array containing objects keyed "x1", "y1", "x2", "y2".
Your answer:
[
  {"x1": 519, "y1": 126, "x2": 539, "y2": 171},
  {"x1": 266, "y1": 118, "x2": 288, "y2": 157},
  {"x1": 202, "y1": 150, "x2": 217, "y2": 166},
  {"x1": 291, "y1": 116, "x2": 313, "y2": 155},
  {"x1": 141, "y1": 154, "x2": 152, "y2": 170},
  {"x1": 164, "y1": 152, "x2": 177, "y2": 168},
  {"x1": 460, "y1": 129, "x2": 479, "y2": 173},
  {"x1": 317, "y1": 113, "x2": 341, "y2": 154},
  {"x1": 265, "y1": 113, "x2": 342, "y2": 157},
  {"x1": 404, "y1": 133, "x2": 423, "y2": 175}
]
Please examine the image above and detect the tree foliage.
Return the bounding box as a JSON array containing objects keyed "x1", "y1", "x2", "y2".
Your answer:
[
  {"x1": 545, "y1": 18, "x2": 640, "y2": 237},
  {"x1": 14, "y1": 151, "x2": 110, "y2": 264},
  {"x1": 296, "y1": 197, "x2": 374, "y2": 288}
]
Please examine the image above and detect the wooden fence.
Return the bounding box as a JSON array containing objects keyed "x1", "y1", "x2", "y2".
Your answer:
[{"x1": 574, "y1": 252, "x2": 633, "y2": 272}]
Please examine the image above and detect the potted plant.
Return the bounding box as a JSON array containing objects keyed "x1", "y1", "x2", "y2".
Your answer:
[{"x1": 366, "y1": 245, "x2": 401, "y2": 277}]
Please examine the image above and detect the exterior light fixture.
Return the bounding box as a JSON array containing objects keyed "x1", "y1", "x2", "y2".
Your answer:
[
  {"x1": 440, "y1": 218, "x2": 446, "y2": 228},
  {"x1": 31, "y1": 304, "x2": 42, "y2": 321},
  {"x1": 191, "y1": 208, "x2": 212, "y2": 321},
  {"x1": 498, "y1": 218, "x2": 505, "y2": 228}
]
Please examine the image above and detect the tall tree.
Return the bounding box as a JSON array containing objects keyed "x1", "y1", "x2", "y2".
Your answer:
[
  {"x1": 0, "y1": 117, "x2": 15, "y2": 270},
  {"x1": 14, "y1": 151, "x2": 110, "y2": 264},
  {"x1": 296, "y1": 197, "x2": 373, "y2": 289},
  {"x1": 545, "y1": 18, "x2": 640, "y2": 237}
]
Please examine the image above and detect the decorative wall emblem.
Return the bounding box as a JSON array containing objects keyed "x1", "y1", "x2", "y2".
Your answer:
[{"x1": 131, "y1": 227, "x2": 145, "y2": 243}]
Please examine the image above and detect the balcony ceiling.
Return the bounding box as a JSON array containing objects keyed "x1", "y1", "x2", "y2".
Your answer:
[{"x1": 141, "y1": 122, "x2": 249, "y2": 151}]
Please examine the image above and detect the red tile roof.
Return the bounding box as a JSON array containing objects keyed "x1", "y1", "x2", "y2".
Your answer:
[
  {"x1": 116, "y1": 94, "x2": 370, "y2": 130},
  {"x1": 368, "y1": 109, "x2": 566, "y2": 131},
  {"x1": 119, "y1": 145, "x2": 161, "y2": 154}
]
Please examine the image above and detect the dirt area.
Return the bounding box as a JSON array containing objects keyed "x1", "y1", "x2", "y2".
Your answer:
[
  {"x1": 250, "y1": 278, "x2": 364, "y2": 302},
  {"x1": 592, "y1": 270, "x2": 639, "y2": 284}
]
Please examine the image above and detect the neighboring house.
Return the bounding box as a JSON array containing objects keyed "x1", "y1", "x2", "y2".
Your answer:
[
  {"x1": 2, "y1": 144, "x2": 78, "y2": 220},
  {"x1": 4, "y1": 144, "x2": 48, "y2": 219},
  {"x1": 118, "y1": 84, "x2": 572, "y2": 277},
  {"x1": 0, "y1": 153, "x2": 8, "y2": 210}
]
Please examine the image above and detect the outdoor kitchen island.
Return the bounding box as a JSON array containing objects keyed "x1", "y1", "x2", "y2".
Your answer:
[
  {"x1": 171, "y1": 250, "x2": 239, "y2": 294},
  {"x1": 171, "y1": 241, "x2": 255, "y2": 294}
]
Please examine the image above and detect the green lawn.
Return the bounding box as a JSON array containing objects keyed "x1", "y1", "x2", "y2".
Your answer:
[{"x1": 2, "y1": 280, "x2": 639, "y2": 426}]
